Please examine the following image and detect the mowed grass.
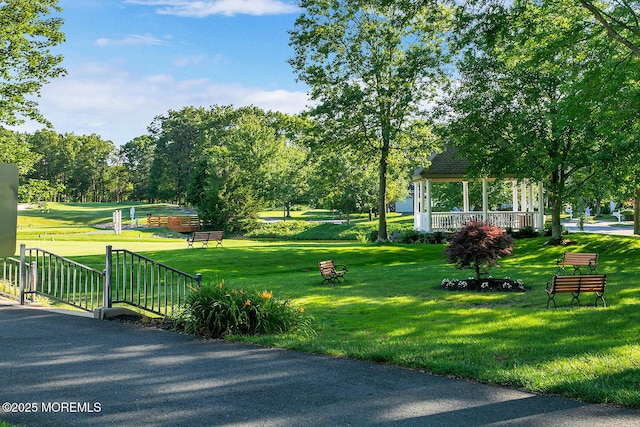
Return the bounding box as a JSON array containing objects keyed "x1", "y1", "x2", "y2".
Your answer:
[{"x1": 11, "y1": 203, "x2": 640, "y2": 409}]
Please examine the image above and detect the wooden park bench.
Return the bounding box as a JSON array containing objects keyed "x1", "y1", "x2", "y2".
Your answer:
[
  {"x1": 186, "y1": 231, "x2": 224, "y2": 248},
  {"x1": 545, "y1": 274, "x2": 607, "y2": 308},
  {"x1": 556, "y1": 252, "x2": 598, "y2": 275},
  {"x1": 318, "y1": 259, "x2": 348, "y2": 285}
]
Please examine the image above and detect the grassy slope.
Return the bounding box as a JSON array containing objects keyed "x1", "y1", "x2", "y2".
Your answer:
[{"x1": 10, "y1": 203, "x2": 640, "y2": 409}]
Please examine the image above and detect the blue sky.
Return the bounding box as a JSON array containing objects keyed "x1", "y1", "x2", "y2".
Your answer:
[{"x1": 16, "y1": 0, "x2": 309, "y2": 146}]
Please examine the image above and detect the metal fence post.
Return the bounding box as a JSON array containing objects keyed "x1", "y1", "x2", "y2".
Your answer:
[
  {"x1": 195, "y1": 273, "x2": 202, "y2": 289},
  {"x1": 104, "y1": 245, "x2": 113, "y2": 308},
  {"x1": 29, "y1": 261, "x2": 37, "y2": 303},
  {"x1": 19, "y1": 244, "x2": 25, "y2": 305}
]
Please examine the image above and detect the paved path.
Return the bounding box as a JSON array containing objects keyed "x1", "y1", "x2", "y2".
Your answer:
[
  {"x1": 1, "y1": 300, "x2": 639, "y2": 427},
  {"x1": 561, "y1": 218, "x2": 635, "y2": 236}
]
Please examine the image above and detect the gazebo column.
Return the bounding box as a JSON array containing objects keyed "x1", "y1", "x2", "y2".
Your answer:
[
  {"x1": 512, "y1": 181, "x2": 518, "y2": 212},
  {"x1": 527, "y1": 182, "x2": 534, "y2": 212},
  {"x1": 413, "y1": 181, "x2": 421, "y2": 230},
  {"x1": 462, "y1": 181, "x2": 470, "y2": 212},
  {"x1": 537, "y1": 182, "x2": 545, "y2": 230},
  {"x1": 482, "y1": 178, "x2": 488, "y2": 222},
  {"x1": 521, "y1": 182, "x2": 527, "y2": 212},
  {"x1": 425, "y1": 179, "x2": 433, "y2": 232}
]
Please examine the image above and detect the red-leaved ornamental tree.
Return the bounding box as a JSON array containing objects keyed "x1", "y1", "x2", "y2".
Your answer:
[{"x1": 445, "y1": 221, "x2": 514, "y2": 279}]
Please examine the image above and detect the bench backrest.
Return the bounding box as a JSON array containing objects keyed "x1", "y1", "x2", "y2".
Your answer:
[
  {"x1": 551, "y1": 274, "x2": 606, "y2": 293},
  {"x1": 209, "y1": 231, "x2": 224, "y2": 240},
  {"x1": 192, "y1": 231, "x2": 210, "y2": 239},
  {"x1": 561, "y1": 252, "x2": 598, "y2": 266},
  {"x1": 318, "y1": 260, "x2": 336, "y2": 275}
]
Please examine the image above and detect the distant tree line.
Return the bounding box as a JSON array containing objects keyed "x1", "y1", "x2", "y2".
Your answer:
[{"x1": 0, "y1": 105, "x2": 410, "y2": 233}]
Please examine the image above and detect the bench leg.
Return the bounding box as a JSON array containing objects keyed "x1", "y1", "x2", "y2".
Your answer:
[
  {"x1": 546, "y1": 294, "x2": 556, "y2": 309},
  {"x1": 595, "y1": 293, "x2": 606, "y2": 308},
  {"x1": 570, "y1": 292, "x2": 580, "y2": 307},
  {"x1": 187, "y1": 241, "x2": 194, "y2": 249}
]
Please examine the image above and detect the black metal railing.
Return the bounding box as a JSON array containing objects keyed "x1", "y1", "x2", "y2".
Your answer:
[
  {"x1": 0, "y1": 256, "x2": 22, "y2": 301},
  {"x1": 22, "y1": 246, "x2": 105, "y2": 312},
  {"x1": 1, "y1": 244, "x2": 202, "y2": 318},
  {"x1": 105, "y1": 246, "x2": 201, "y2": 317}
]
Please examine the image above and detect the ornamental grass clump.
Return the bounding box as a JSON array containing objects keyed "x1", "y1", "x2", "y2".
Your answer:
[{"x1": 178, "y1": 280, "x2": 312, "y2": 338}]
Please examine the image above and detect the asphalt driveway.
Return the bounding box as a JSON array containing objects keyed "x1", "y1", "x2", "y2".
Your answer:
[{"x1": 1, "y1": 300, "x2": 639, "y2": 427}]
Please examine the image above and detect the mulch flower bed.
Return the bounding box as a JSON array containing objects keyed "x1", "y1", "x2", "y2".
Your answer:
[{"x1": 440, "y1": 277, "x2": 528, "y2": 292}]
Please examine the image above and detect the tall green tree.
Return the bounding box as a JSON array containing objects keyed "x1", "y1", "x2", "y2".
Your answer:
[
  {"x1": 65, "y1": 134, "x2": 115, "y2": 202},
  {"x1": 0, "y1": 128, "x2": 39, "y2": 175},
  {"x1": 147, "y1": 105, "x2": 246, "y2": 204},
  {"x1": 0, "y1": 0, "x2": 65, "y2": 126},
  {"x1": 289, "y1": 0, "x2": 451, "y2": 242},
  {"x1": 577, "y1": 1, "x2": 640, "y2": 232},
  {"x1": 118, "y1": 135, "x2": 155, "y2": 201},
  {"x1": 26, "y1": 128, "x2": 74, "y2": 201},
  {"x1": 0, "y1": 128, "x2": 52, "y2": 203},
  {"x1": 266, "y1": 115, "x2": 312, "y2": 218},
  {"x1": 309, "y1": 148, "x2": 377, "y2": 223},
  {"x1": 444, "y1": 0, "x2": 637, "y2": 242},
  {"x1": 186, "y1": 106, "x2": 308, "y2": 233}
]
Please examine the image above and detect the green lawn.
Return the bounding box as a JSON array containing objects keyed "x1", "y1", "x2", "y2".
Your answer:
[{"x1": 9, "y1": 203, "x2": 640, "y2": 409}]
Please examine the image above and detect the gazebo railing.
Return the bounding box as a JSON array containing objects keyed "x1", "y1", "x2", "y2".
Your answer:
[{"x1": 417, "y1": 211, "x2": 540, "y2": 232}]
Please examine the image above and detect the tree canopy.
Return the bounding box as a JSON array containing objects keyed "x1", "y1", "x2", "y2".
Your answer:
[
  {"x1": 0, "y1": 0, "x2": 66, "y2": 126},
  {"x1": 443, "y1": 0, "x2": 640, "y2": 241},
  {"x1": 289, "y1": 0, "x2": 452, "y2": 241}
]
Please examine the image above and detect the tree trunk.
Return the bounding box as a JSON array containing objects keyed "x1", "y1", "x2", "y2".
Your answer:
[
  {"x1": 377, "y1": 139, "x2": 390, "y2": 242},
  {"x1": 634, "y1": 187, "x2": 640, "y2": 235},
  {"x1": 550, "y1": 193, "x2": 564, "y2": 243}
]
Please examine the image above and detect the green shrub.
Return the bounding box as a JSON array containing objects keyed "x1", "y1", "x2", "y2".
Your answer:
[
  {"x1": 247, "y1": 220, "x2": 415, "y2": 241},
  {"x1": 395, "y1": 229, "x2": 447, "y2": 244},
  {"x1": 621, "y1": 209, "x2": 634, "y2": 221},
  {"x1": 248, "y1": 220, "x2": 332, "y2": 239},
  {"x1": 177, "y1": 281, "x2": 313, "y2": 338}
]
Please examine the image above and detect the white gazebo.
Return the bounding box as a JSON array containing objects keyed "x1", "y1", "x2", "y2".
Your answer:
[{"x1": 412, "y1": 147, "x2": 545, "y2": 232}]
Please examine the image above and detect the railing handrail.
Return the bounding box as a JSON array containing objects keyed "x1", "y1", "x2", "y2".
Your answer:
[
  {"x1": 23, "y1": 247, "x2": 104, "y2": 275},
  {"x1": 110, "y1": 248, "x2": 201, "y2": 281}
]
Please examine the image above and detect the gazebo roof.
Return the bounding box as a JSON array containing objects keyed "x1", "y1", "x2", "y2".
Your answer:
[{"x1": 412, "y1": 146, "x2": 471, "y2": 182}]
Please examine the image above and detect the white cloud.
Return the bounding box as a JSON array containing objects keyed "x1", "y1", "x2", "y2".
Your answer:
[
  {"x1": 95, "y1": 33, "x2": 171, "y2": 47},
  {"x1": 12, "y1": 63, "x2": 309, "y2": 145},
  {"x1": 125, "y1": 0, "x2": 299, "y2": 17},
  {"x1": 171, "y1": 54, "x2": 209, "y2": 68}
]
